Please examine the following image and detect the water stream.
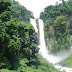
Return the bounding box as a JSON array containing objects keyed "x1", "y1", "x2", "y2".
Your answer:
[{"x1": 30, "y1": 18, "x2": 72, "y2": 72}]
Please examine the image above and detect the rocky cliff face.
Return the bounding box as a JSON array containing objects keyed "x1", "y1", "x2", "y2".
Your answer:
[{"x1": 66, "y1": 15, "x2": 72, "y2": 30}]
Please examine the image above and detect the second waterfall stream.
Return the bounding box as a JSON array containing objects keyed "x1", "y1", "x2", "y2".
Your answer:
[{"x1": 30, "y1": 18, "x2": 72, "y2": 72}]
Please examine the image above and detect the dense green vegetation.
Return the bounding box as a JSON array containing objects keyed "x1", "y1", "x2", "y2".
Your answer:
[
  {"x1": 0, "y1": 0, "x2": 62, "y2": 72},
  {"x1": 12, "y1": 1, "x2": 34, "y2": 22},
  {"x1": 60, "y1": 53, "x2": 72, "y2": 68},
  {"x1": 40, "y1": 0, "x2": 72, "y2": 54}
]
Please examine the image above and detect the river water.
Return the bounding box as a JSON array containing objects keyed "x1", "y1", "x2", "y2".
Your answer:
[{"x1": 30, "y1": 18, "x2": 72, "y2": 72}]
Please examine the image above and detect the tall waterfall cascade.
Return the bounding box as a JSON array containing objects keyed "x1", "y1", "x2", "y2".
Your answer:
[
  {"x1": 30, "y1": 18, "x2": 72, "y2": 72},
  {"x1": 38, "y1": 19, "x2": 61, "y2": 63}
]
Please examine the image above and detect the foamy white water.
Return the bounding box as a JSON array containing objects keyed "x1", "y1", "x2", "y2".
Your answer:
[
  {"x1": 38, "y1": 19, "x2": 64, "y2": 64},
  {"x1": 55, "y1": 65, "x2": 72, "y2": 72},
  {"x1": 30, "y1": 18, "x2": 72, "y2": 72}
]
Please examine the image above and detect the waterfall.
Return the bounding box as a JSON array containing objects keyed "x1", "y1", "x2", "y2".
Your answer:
[
  {"x1": 38, "y1": 19, "x2": 48, "y2": 58},
  {"x1": 38, "y1": 19, "x2": 62, "y2": 64},
  {"x1": 30, "y1": 18, "x2": 72, "y2": 72}
]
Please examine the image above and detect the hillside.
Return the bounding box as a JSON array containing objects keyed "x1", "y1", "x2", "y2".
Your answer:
[
  {"x1": 40, "y1": 0, "x2": 72, "y2": 55},
  {"x1": 0, "y1": 0, "x2": 62, "y2": 72}
]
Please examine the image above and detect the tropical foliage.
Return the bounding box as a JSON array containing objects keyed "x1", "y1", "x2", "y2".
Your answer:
[
  {"x1": 0, "y1": 0, "x2": 62, "y2": 72},
  {"x1": 40, "y1": 0, "x2": 72, "y2": 54}
]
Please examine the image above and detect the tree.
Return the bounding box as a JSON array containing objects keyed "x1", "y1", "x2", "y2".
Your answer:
[
  {"x1": 50, "y1": 16, "x2": 70, "y2": 54},
  {"x1": 12, "y1": 1, "x2": 34, "y2": 22}
]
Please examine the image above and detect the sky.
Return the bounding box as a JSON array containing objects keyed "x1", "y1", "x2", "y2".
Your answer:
[{"x1": 15, "y1": 0, "x2": 62, "y2": 18}]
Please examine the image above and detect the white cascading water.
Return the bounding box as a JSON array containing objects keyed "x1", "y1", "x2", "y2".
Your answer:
[
  {"x1": 30, "y1": 18, "x2": 72, "y2": 72},
  {"x1": 38, "y1": 19, "x2": 48, "y2": 58},
  {"x1": 38, "y1": 19, "x2": 61, "y2": 64}
]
